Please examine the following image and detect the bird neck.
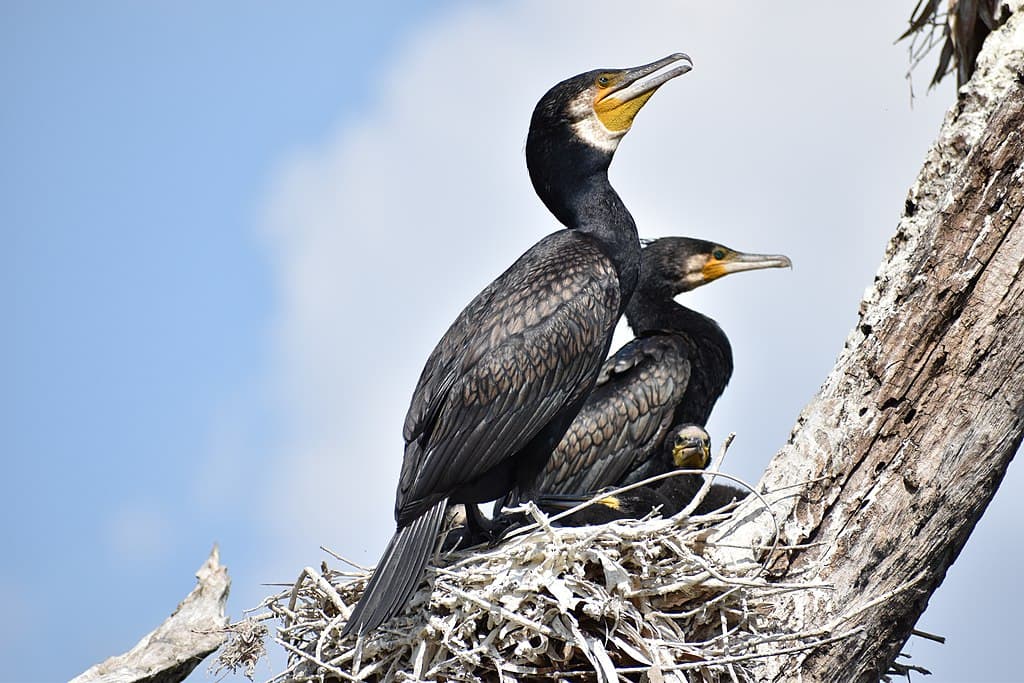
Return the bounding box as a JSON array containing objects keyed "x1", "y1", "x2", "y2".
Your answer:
[
  {"x1": 527, "y1": 134, "x2": 640, "y2": 307},
  {"x1": 528, "y1": 126, "x2": 615, "y2": 227},
  {"x1": 573, "y1": 177, "x2": 641, "y2": 308},
  {"x1": 626, "y1": 292, "x2": 734, "y2": 406}
]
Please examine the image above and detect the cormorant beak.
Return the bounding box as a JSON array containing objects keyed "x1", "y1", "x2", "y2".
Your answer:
[
  {"x1": 702, "y1": 250, "x2": 793, "y2": 283},
  {"x1": 594, "y1": 53, "x2": 693, "y2": 132},
  {"x1": 672, "y1": 437, "x2": 711, "y2": 469}
]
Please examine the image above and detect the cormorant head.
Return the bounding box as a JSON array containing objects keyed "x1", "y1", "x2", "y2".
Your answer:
[
  {"x1": 639, "y1": 237, "x2": 792, "y2": 296},
  {"x1": 527, "y1": 54, "x2": 692, "y2": 225},
  {"x1": 668, "y1": 424, "x2": 712, "y2": 469},
  {"x1": 553, "y1": 53, "x2": 693, "y2": 152}
]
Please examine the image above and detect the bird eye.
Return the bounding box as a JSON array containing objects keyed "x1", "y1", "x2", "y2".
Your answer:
[
  {"x1": 712, "y1": 249, "x2": 726, "y2": 260},
  {"x1": 597, "y1": 74, "x2": 611, "y2": 87}
]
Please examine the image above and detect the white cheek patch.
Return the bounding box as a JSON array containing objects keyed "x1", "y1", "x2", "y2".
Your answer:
[
  {"x1": 684, "y1": 255, "x2": 706, "y2": 288},
  {"x1": 572, "y1": 117, "x2": 621, "y2": 152},
  {"x1": 567, "y1": 89, "x2": 622, "y2": 153}
]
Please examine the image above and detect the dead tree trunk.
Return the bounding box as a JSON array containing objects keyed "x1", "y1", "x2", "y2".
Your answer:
[
  {"x1": 711, "y1": 6, "x2": 1024, "y2": 682},
  {"x1": 72, "y1": 547, "x2": 230, "y2": 683}
]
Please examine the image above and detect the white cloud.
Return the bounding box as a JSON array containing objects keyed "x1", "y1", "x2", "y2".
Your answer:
[{"x1": 253, "y1": 1, "x2": 1018, "y2": 678}]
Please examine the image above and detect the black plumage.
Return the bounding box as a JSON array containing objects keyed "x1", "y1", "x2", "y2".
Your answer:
[
  {"x1": 342, "y1": 54, "x2": 693, "y2": 636},
  {"x1": 534, "y1": 424, "x2": 747, "y2": 526},
  {"x1": 528, "y1": 237, "x2": 791, "y2": 497},
  {"x1": 667, "y1": 476, "x2": 748, "y2": 514},
  {"x1": 535, "y1": 486, "x2": 671, "y2": 526}
]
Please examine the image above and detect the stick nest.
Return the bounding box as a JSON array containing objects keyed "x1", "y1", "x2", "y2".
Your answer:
[{"x1": 220, "y1": 485, "x2": 850, "y2": 682}]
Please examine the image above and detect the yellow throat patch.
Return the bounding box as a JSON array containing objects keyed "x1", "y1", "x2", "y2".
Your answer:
[{"x1": 594, "y1": 90, "x2": 656, "y2": 132}]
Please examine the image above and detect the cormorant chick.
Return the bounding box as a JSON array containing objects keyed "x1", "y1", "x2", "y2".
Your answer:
[{"x1": 532, "y1": 424, "x2": 747, "y2": 526}]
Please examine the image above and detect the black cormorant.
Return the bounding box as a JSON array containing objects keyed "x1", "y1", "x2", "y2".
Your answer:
[
  {"x1": 342, "y1": 54, "x2": 693, "y2": 636},
  {"x1": 527, "y1": 237, "x2": 790, "y2": 497},
  {"x1": 534, "y1": 424, "x2": 747, "y2": 525},
  {"x1": 655, "y1": 424, "x2": 746, "y2": 513}
]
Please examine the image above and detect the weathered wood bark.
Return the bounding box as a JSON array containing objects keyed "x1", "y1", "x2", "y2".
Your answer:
[
  {"x1": 72, "y1": 547, "x2": 230, "y2": 683},
  {"x1": 710, "y1": 6, "x2": 1024, "y2": 682}
]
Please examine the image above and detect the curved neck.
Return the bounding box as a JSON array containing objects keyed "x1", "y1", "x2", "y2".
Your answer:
[
  {"x1": 626, "y1": 290, "x2": 734, "y2": 423},
  {"x1": 527, "y1": 130, "x2": 613, "y2": 226},
  {"x1": 572, "y1": 176, "x2": 641, "y2": 301},
  {"x1": 527, "y1": 132, "x2": 640, "y2": 307}
]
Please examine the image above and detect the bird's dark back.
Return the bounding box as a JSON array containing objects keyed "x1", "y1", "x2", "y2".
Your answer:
[
  {"x1": 396, "y1": 229, "x2": 624, "y2": 523},
  {"x1": 531, "y1": 334, "x2": 690, "y2": 494}
]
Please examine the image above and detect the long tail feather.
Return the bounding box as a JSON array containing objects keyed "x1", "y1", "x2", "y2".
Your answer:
[{"x1": 341, "y1": 498, "x2": 447, "y2": 636}]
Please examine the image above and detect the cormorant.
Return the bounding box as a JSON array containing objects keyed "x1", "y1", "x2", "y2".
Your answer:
[
  {"x1": 533, "y1": 424, "x2": 748, "y2": 526},
  {"x1": 526, "y1": 237, "x2": 791, "y2": 497},
  {"x1": 342, "y1": 54, "x2": 693, "y2": 636},
  {"x1": 655, "y1": 424, "x2": 746, "y2": 514}
]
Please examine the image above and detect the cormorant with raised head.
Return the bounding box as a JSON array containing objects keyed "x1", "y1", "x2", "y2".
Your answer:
[
  {"x1": 342, "y1": 54, "x2": 693, "y2": 636},
  {"x1": 529, "y1": 237, "x2": 791, "y2": 497}
]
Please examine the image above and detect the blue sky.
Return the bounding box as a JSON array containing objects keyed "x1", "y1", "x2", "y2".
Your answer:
[
  {"x1": 2, "y1": 1, "x2": 443, "y2": 676},
  {"x1": 3, "y1": 2, "x2": 1021, "y2": 682}
]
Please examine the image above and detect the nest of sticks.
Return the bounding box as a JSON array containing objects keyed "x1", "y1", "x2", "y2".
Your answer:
[{"x1": 218, "y1": 439, "x2": 857, "y2": 682}]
